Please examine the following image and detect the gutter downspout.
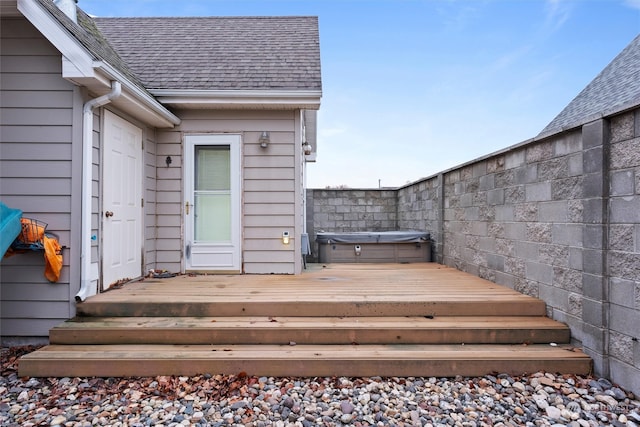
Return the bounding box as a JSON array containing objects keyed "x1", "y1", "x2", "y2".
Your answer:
[{"x1": 76, "y1": 81, "x2": 121, "y2": 302}]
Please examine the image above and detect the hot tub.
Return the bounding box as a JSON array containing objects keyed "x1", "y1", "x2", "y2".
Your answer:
[{"x1": 316, "y1": 231, "x2": 431, "y2": 264}]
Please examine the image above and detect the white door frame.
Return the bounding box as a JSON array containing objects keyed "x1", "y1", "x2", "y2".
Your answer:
[
  {"x1": 101, "y1": 110, "x2": 144, "y2": 289},
  {"x1": 183, "y1": 134, "x2": 242, "y2": 272}
]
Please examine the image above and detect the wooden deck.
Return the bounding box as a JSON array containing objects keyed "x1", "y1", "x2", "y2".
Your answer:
[{"x1": 19, "y1": 263, "x2": 592, "y2": 377}]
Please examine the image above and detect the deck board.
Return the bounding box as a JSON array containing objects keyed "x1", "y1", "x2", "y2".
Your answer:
[
  {"x1": 77, "y1": 263, "x2": 546, "y2": 317},
  {"x1": 20, "y1": 343, "x2": 592, "y2": 378}
]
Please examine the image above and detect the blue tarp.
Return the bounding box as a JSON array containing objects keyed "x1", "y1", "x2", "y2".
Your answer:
[{"x1": 0, "y1": 201, "x2": 22, "y2": 258}]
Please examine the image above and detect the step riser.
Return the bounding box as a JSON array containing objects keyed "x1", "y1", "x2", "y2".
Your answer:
[
  {"x1": 19, "y1": 358, "x2": 592, "y2": 378},
  {"x1": 76, "y1": 301, "x2": 547, "y2": 317},
  {"x1": 50, "y1": 328, "x2": 571, "y2": 345}
]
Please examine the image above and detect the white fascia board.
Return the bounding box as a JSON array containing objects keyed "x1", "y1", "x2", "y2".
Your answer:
[
  {"x1": 96, "y1": 62, "x2": 181, "y2": 127},
  {"x1": 150, "y1": 89, "x2": 322, "y2": 109},
  {"x1": 18, "y1": 0, "x2": 94, "y2": 77}
]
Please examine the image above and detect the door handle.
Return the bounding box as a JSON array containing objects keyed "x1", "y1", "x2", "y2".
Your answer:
[
  {"x1": 185, "y1": 201, "x2": 193, "y2": 215},
  {"x1": 105, "y1": 211, "x2": 114, "y2": 218}
]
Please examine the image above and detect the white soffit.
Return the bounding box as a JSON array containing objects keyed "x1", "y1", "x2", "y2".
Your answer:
[{"x1": 151, "y1": 89, "x2": 322, "y2": 110}]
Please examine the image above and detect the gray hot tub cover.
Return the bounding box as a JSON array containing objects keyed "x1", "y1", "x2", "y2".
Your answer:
[{"x1": 315, "y1": 230, "x2": 430, "y2": 244}]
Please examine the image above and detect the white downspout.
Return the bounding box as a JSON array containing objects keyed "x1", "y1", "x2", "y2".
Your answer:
[{"x1": 76, "y1": 81, "x2": 121, "y2": 302}]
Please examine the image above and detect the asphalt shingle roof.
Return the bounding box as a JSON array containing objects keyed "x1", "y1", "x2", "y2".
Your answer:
[
  {"x1": 93, "y1": 16, "x2": 322, "y2": 92},
  {"x1": 540, "y1": 33, "x2": 640, "y2": 136}
]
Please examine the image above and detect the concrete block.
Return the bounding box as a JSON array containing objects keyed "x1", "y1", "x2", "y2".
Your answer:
[
  {"x1": 582, "y1": 298, "x2": 606, "y2": 327},
  {"x1": 609, "y1": 359, "x2": 640, "y2": 399},
  {"x1": 504, "y1": 185, "x2": 525, "y2": 204},
  {"x1": 494, "y1": 205, "x2": 513, "y2": 221},
  {"x1": 479, "y1": 174, "x2": 495, "y2": 191},
  {"x1": 525, "y1": 182, "x2": 552, "y2": 202},
  {"x1": 608, "y1": 251, "x2": 640, "y2": 282},
  {"x1": 582, "y1": 273, "x2": 605, "y2": 300},
  {"x1": 581, "y1": 323, "x2": 606, "y2": 353},
  {"x1": 552, "y1": 266, "x2": 581, "y2": 291},
  {"x1": 515, "y1": 240, "x2": 539, "y2": 260},
  {"x1": 610, "y1": 196, "x2": 640, "y2": 223},
  {"x1": 583, "y1": 224, "x2": 604, "y2": 249},
  {"x1": 539, "y1": 283, "x2": 568, "y2": 311},
  {"x1": 610, "y1": 304, "x2": 640, "y2": 337},
  {"x1": 610, "y1": 138, "x2": 640, "y2": 170},
  {"x1": 539, "y1": 201, "x2": 568, "y2": 222},
  {"x1": 583, "y1": 198, "x2": 604, "y2": 223},
  {"x1": 526, "y1": 261, "x2": 553, "y2": 285},
  {"x1": 569, "y1": 247, "x2": 583, "y2": 270},
  {"x1": 582, "y1": 249, "x2": 604, "y2": 275},
  {"x1": 609, "y1": 330, "x2": 634, "y2": 364},
  {"x1": 568, "y1": 153, "x2": 583, "y2": 176},
  {"x1": 582, "y1": 119, "x2": 606, "y2": 150},
  {"x1": 487, "y1": 253, "x2": 505, "y2": 271},
  {"x1": 525, "y1": 223, "x2": 552, "y2": 243},
  {"x1": 505, "y1": 149, "x2": 525, "y2": 169},
  {"x1": 609, "y1": 224, "x2": 634, "y2": 251},
  {"x1": 552, "y1": 223, "x2": 582, "y2": 246},
  {"x1": 583, "y1": 146, "x2": 604, "y2": 174},
  {"x1": 487, "y1": 188, "x2": 504, "y2": 205},
  {"x1": 514, "y1": 202, "x2": 537, "y2": 221},
  {"x1": 610, "y1": 170, "x2": 635, "y2": 196},
  {"x1": 554, "y1": 131, "x2": 582, "y2": 155},
  {"x1": 552, "y1": 176, "x2": 583, "y2": 200},
  {"x1": 582, "y1": 172, "x2": 604, "y2": 198},
  {"x1": 610, "y1": 111, "x2": 635, "y2": 143},
  {"x1": 514, "y1": 164, "x2": 538, "y2": 184},
  {"x1": 636, "y1": 109, "x2": 640, "y2": 137},
  {"x1": 472, "y1": 162, "x2": 487, "y2": 178}
]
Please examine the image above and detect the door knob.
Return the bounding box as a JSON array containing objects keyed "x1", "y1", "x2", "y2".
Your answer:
[{"x1": 105, "y1": 211, "x2": 114, "y2": 218}]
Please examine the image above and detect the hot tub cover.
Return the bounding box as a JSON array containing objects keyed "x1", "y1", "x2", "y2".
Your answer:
[{"x1": 316, "y1": 230, "x2": 430, "y2": 244}]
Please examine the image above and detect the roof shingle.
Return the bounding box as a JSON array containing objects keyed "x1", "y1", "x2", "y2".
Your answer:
[
  {"x1": 93, "y1": 16, "x2": 322, "y2": 91},
  {"x1": 540, "y1": 33, "x2": 640, "y2": 136}
]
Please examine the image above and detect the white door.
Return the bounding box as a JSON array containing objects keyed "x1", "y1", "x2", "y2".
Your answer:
[
  {"x1": 102, "y1": 110, "x2": 143, "y2": 288},
  {"x1": 184, "y1": 134, "x2": 242, "y2": 272}
]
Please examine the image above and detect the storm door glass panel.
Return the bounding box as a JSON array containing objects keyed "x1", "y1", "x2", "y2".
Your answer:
[{"x1": 194, "y1": 146, "x2": 231, "y2": 242}]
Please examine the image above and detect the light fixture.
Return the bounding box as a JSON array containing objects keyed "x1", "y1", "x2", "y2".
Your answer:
[
  {"x1": 302, "y1": 141, "x2": 313, "y2": 155},
  {"x1": 282, "y1": 231, "x2": 290, "y2": 245},
  {"x1": 259, "y1": 131, "x2": 270, "y2": 148}
]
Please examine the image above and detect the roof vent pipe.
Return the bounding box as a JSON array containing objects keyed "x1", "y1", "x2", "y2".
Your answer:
[{"x1": 54, "y1": 0, "x2": 78, "y2": 23}]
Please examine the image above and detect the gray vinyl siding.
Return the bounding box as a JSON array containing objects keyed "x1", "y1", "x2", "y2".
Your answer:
[
  {"x1": 0, "y1": 17, "x2": 77, "y2": 343},
  {"x1": 156, "y1": 109, "x2": 299, "y2": 274}
]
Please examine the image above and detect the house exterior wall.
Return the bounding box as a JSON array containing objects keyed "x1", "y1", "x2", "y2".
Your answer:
[
  {"x1": 0, "y1": 17, "x2": 79, "y2": 343},
  {"x1": 156, "y1": 109, "x2": 302, "y2": 275},
  {"x1": 308, "y1": 109, "x2": 640, "y2": 395}
]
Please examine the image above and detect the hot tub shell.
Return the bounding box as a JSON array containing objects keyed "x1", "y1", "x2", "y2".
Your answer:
[{"x1": 316, "y1": 231, "x2": 431, "y2": 264}]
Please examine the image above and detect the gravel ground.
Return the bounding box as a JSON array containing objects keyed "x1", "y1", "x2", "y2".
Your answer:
[{"x1": 2, "y1": 346, "x2": 639, "y2": 427}]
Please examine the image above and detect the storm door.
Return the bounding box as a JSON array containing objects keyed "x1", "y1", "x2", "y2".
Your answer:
[{"x1": 184, "y1": 134, "x2": 241, "y2": 272}]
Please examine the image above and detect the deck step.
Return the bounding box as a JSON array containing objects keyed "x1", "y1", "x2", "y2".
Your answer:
[
  {"x1": 50, "y1": 316, "x2": 571, "y2": 345},
  {"x1": 19, "y1": 343, "x2": 592, "y2": 378},
  {"x1": 76, "y1": 299, "x2": 546, "y2": 317}
]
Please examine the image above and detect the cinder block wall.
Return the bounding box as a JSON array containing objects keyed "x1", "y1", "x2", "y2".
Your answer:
[
  {"x1": 305, "y1": 189, "x2": 397, "y2": 261},
  {"x1": 307, "y1": 108, "x2": 640, "y2": 395}
]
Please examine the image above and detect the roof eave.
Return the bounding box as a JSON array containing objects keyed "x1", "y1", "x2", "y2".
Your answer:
[
  {"x1": 17, "y1": 0, "x2": 180, "y2": 128},
  {"x1": 150, "y1": 89, "x2": 322, "y2": 110}
]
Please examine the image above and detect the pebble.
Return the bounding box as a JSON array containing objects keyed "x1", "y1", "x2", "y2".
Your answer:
[{"x1": 2, "y1": 348, "x2": 640, "y2": 427}]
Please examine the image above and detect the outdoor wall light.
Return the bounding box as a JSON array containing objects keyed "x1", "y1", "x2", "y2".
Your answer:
[
  {"x1": 282, "y1": 231, "x2": 290, "y2": 245},
  {"x1": 165, "y1": 156, "x2": 172, "y2": 167},
  {"x1": 259, "y1": 131, "x2": 270, "y2": 148},
  {"x1": 302, "y1": 141, "x2": 313, "y2": 155}
]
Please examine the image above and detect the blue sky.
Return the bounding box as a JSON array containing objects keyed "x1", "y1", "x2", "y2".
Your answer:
[{"x1": 81, "y1": 0, "x2": 640, "y2": 188}]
